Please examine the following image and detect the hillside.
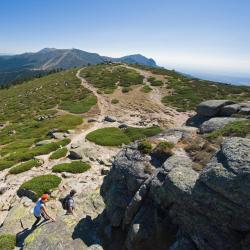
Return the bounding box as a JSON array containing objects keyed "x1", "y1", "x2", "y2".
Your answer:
[
  {"x1": 0, "y1": 63, "x2": 250, "y2": 250},
  {"x1": 0, "y1": 49, "x2": 157, "y2": 85}
]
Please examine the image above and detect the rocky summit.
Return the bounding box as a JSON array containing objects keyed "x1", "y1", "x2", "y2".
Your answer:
[
  {"x1": 0, "y1": 61, "x2": 250, "y2": 250},
  {"x1": 101, "y1": 136, "x2": 250, "y2": 250}
]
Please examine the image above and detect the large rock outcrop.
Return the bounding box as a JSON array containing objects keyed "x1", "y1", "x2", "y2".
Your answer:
[{"x1": 101, "y1": 137, "x2": 250, "y2": 250}]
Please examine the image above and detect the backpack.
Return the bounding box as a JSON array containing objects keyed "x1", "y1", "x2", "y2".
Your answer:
[{"x1": 62, "y1": 195, "x2": 73, "y2": 210}]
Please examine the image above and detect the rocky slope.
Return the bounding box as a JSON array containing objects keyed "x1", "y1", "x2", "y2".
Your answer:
[
  {"x1": 0, "y1": 60, "x2": 250, "y2": 249},
  {"x1": 101, "y1": 135, "x2": 250, "y2": 250}
]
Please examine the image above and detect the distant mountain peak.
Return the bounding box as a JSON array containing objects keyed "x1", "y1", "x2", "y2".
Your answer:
[
  {"x1": 0, "y1": 48, "x2": 158, "y2": 85},
  {"x1": 38, "y1": 48, "x2": 57, "y2": 53}
]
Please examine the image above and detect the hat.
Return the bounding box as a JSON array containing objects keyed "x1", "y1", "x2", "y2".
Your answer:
[{"x1": 41, "y1": 194, "x2": 49, "y2": 201}]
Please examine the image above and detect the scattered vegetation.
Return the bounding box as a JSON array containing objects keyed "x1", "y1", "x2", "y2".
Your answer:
[
  {"x1": 80, "y1": 65, "x2": 143, "y2": 93},
  {"x1": 206, "y1": 120, "x2": 250, "y2": 140},
  {"x1": 138, "y1": 140, "x2": 152, "y2": 154},
  {"x1": 154, "y1": 141, "x2": 174, "y2": 156},
  {"x1": 141, "y1": 85, "x2": 152, "y2": 93},
  {"x1": 162, "y1": 77, "x2": 250, "y2": 111},
  {"x1": 9, "y1": 159, "x2": 42, "y2": 174},
  {"x1": 0, "y1": 69, "x2": 90, "y2": 123},
  {"x1": 0, "y1": 234, "x2": 16, "y2": 250},
  {"x1": 86, "y1": 126, "x2": 162, "y2": 146},
  {"x1": 18, "y1": 174, "x2": 62, "y2": 200},
  {"x1": 52, "y1": 161, "x2": 91, "y2": 173},
  {"x1": 86, "y1": 127, "x2": 131, "y2": 146},
  {"x1": 49, "y1": 147, "x2": 68, "y2": 160},
  {"x1": 183, "y1": 136, "x2": 218, "y2": 171},
  {"x1": 128, "y1": 63, "x2": 250, "y2": 112},
  {"x1": 6, "y1": 139, "x2": 70, "y2": 163},
  {"x1": 111, "y1": 99, "x2": 119, "y2": 104}
]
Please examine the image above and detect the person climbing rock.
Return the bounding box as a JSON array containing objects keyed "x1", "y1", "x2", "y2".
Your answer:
[
  {"x1": 32, "y1": 193, "x2": 56, "y2": 228},
  {"x1": 62, "y1": 189, "x2": 77, "y2": 215}
]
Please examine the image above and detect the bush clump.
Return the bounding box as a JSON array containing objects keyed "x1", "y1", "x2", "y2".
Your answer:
[
  {"x1": 111, "y1": 99, "x2": 119, "y2": 104},
  {"x1": 122, "y1": 87, "x2": 132, "y2": 93},
  {"x1": 0, "y1": 234, "x2": 16, "y2": 250},
  {"x1": 148, "y1": 77, "x2": 164, "y2": 86},
  {"x1": 138, "y1": 140, "x2": 152, "y2": 154},
  {"x1": 6, "y1": 139, "x2": 71, "y2": 162},
  {"x1": 52, "y1": 161, "x2": 91, "y2": 173},
  {"x1": 86, "y1": 127, "x2": 131, "y2": 146},
  {"x1": 0, "y1": 160, "x2": 16, "y2": 171},
  {"x1": 9, "y1": 159, "x2": 42, "y2": 174},
  {"x1": 86, "y1": 126, "x2": 163, "y2": 146},
  {"x1": 141, "y1": 85, "x2": 152, "y2": 93},
  {"x1": 49, "y1": 147, "x2": 68, "y2": 160},
  {"x1": 124, "y1": 126, "x2": 162, "y2": 141},
  {"x1": 18, "y1": 174, "x2": 61, "y2": 200},
  {"x1": 60, "y1": 95, "x2": 97, "y2": 114}
]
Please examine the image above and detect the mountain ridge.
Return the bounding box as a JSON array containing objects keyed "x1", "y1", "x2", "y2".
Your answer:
[{"x1": 0, "y1": 48, "x2": 157, "y2": 85}]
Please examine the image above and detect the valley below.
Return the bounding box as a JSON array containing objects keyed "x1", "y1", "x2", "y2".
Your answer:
[{"x1": 0, "y1": 63, "x2": 250, "y2": 250}]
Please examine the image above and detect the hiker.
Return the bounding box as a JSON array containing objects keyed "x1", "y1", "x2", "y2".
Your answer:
[
  {"x1": 62, "y1": 189, "x2": 76, "y2": 214},
  {"x1": 32, "y1": 194, "x2": 56, "y2": 228}
]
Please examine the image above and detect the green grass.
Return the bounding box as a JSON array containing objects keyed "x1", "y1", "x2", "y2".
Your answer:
[
  {"x1": 9, "y1": 159, "x2": 42, "y2": 174},
  {"x1": 111, "y1": 99, "x2": 119, "y2": 104},
  {"x1": 49, "y1": 147, "x2": 68, "y2": 160},
  {"x1": 141, "y1": 85, "x2": 152, "y2": 93},
  {"x1": 0, "y1": 160, "x2": 17, "y2": 171},
  {"x1": 52, "y1": 161, "x2": 91, "y2": 173},
  {"x1": 124, "y1": 126, "x2": 163, "y2": 141},
  {"x1": 86, "y1": 126, "x2": 162, "y2": 146},
  {"x1": 0, "y1": 69, "x2": 91, "y2": 123},
  {"x1": 6, "y1": 139, "x2": 71, "y2": 162},
  {"x1": 59, "y1": 95, "x2": 97, "y2": 114},
  {"x1": 206, "y1": 120, "x2": 250, "y2": 140},
  {"x1": 18, "y1": 174, "x2": 62, "y2": 201},
  {"x1": 0, "y1": 234, "x2": 16, "y2": 250},
  {"x1": 86, "y1": 127, "x2": 131, "y2": 146},
  {"x1": 138, "y1": 140, "x2": 152, "y2": 154},
  {"x1": 80, "y1": 65, "x2": 143, "y2": 93}
]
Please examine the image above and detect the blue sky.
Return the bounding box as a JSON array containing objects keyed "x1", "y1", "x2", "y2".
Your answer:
[{"x1": 0, "y1": 0, "x2": 250, "y2": 77}]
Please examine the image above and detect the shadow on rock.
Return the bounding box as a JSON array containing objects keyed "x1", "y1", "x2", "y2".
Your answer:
[
  {"x1": 72, "y1": 212, "x2": 126, "y2": 250},
  {"x1": 16, "y1": 220, "x2": 52, "y2": 249}
]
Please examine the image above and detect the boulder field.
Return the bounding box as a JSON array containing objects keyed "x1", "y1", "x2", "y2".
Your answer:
[{"x1": 101, "y1": 137, "x2": 250, "y2": 250}]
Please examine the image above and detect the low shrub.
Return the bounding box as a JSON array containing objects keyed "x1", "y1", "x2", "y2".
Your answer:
[
  {"x1": 60, "y1": 95, "x2": 97, "y2": 114},
  {"x1": 49, "y1": 147, "x2": 68, "y2": 160},
  {"x1": 6, "y1": 139, "x2": 71, "y2": 162},
  {"x1": 124, "y1": 126, "x2": 162, "y2": 141},
  {"x1": 18, "y1": 174, "x2": 62, "y2": 201},
  {"x1": 111, "y1": 99, "x2": 119, "y2": 104},
  {"x1": 52, "y1": 161, "x2": 91, "y2": 173},
  {"x1": 148, "y1": 77, "x2": 164, "y2": 86},
  {"x1": 138, "y1": 140, "x2": 152, "y2": 154},
  {"x1": 0, "y1": 234, "x2": 16, "y2": 250},
  {"x1": 206, "y1": 120, "x2": 250, "y2": 140},
  {"x1": 9, "y1": 159, "x2": 42, "y2": 174},
  {"x1": 122, "y1": 87, "x2": 132, "y2": 93},
  {"x1": 141, "y1": 85, "x2": 152, "y2": 93},
  {"x1": 0, "y1": 160, "x2": 16, "y2": 171},
  {"x1": 86, "y1": 127, "x2": 131, "y2": 146}
]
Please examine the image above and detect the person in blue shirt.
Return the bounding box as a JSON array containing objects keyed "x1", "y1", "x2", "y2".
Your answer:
[{"x1": 32, "y1": 193, "x2": 56, "y2": 228}]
